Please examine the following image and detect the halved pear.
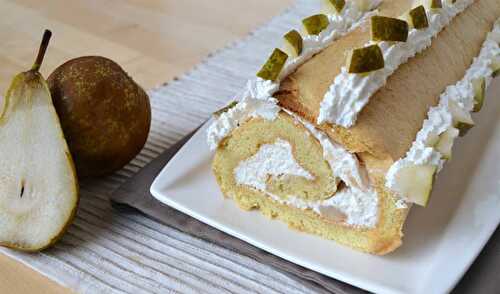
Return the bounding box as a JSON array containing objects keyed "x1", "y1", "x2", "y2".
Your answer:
[
  {"x1": 472, "y1": 77, "x2": 486, "y2": 112},
  {"x1": 448, "y1": 100, "x2": 474, "y2": 136},
  {"x1": 393, "y1": 165, "x2": 436, "y2": 207},
  {"x1": 408, "y1": 5, "x2": 429, "y2": 30},
  {"x1": 302, "y1": 14, "x2": 330, "y2": 36},
  {"x1": 346, "y1": 44, "x2": 385, "y2": 74},
  {"x1": 322, "y1": 0, "x2": 346, "y2": 14},
  {"x1": 371, "y1": 16, "x2": 409, "y2": 42},
  {"x1": 0, "y1": 30, "x2": 79, "y2": 252},
  {"x1": 435, "y1": 127, "x2": 459, "y2": 159},
  {"x1": 256, "y1": 48, "x2": 288, "y2": 81},
  {"x1": 491, "y1": 57, "x2": 500, "y2": 78},
  {"x1": 283, "y1": 30, "x2": 303, "y2": 57},
  {"x1": 213, "y1": 101, "x2": 238, "y2": 117}
]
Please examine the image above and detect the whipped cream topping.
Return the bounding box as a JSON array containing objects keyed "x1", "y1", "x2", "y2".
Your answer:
[
  {"x1": 318, "y1": 0, "x2": 474, "y2": 127},
  {"x1": 234, "y1": 139, "x2": 315, "y2": 191},
  {"x1": 207, "y1": 0, "x2": 382, "y2": 150},
  {"x1": 234, "y1": 138, "x2": 379, "y2": 227},
  {"x1": 207, "y1": 95, "x2": 281, "y2": 150},
  {"x1": 386, "y1": 19, "x2": 500, "y2": 202}
]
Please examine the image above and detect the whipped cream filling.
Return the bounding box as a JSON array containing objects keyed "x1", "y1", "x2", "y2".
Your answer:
[
  {"x1": 386, "y1": 19, "x2": 500, "y2": 203},
  {"x1": 234, "y1": 138, "x2": 379, "y2": 228},
  {"x1": 318, "y1": 0, "x2": 474, "y2": 127},
  {"x1": 207, "y1": 0, "x2": 382, "y2": 150},
  {"x1": 234, "y1": 139, "x2": 315, "y2": 191},
  {"x1": 267, "y1": 187, "x2": 379, "y2": 228}
]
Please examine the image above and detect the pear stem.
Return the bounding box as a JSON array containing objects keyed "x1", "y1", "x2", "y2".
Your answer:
[{"x1": 31, "y1": 30, "x2": 52, "y2": 72}]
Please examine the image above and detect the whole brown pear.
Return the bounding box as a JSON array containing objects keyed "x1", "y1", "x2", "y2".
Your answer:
[{"x1": 48, "y1": 56, "x2": 151, "y2": 178}]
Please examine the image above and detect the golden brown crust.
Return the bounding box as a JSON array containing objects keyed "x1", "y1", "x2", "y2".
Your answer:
[{"x1": 277, "y1": 0, "x2": 500, "y2": 159}]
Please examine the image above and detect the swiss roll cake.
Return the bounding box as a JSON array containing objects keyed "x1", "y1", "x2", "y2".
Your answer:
[{"x1": 207, "y1": 0, "x2": 500, "y2": 254}]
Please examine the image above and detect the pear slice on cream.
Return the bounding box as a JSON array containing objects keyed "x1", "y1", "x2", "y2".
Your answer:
[
  {"x1": 472, "y1": 77, "x2": 486, "y2": 112},
  {"x1": 256, "y1": 48, "x2": 288, "y2": 81},
  {"x1": 371, "y1": 16, "x2": 409, "y2": 42},
  {"x1": 346, "y1": 44, "x2": 385, "y2": 74},
  {"x1": 283, "y1": 30, "x2": 303, "y2": 58},
  {"x1": 448, "y1": 100, "x2": 474, "y2": 136},
  {"x1": 392, "y1": 165, "x2": 436, "y2": 207},
  {"x1": 408, "y1": 5, "x2": 429, "y2": 30},
  {"x1": 302, "y1": 14, "x2": 330, "y2": 36},
  {"x1": 322, "y1": 0, "x2": 346, "y2": 14},
  {"x1": 435, "y1": 128, "x2": 459, "y2": 159}
]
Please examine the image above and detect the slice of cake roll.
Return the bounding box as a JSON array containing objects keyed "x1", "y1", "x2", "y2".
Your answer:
[
  {"x1": 212, "y1": 110, "x2": 408, "y2": 254},
  {"x1": 207, "y1": 0, "x2": 500, "y2": 254}
]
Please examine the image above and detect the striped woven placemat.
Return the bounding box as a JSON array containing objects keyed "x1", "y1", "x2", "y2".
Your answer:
[{"x1": 0, "y1": 1, "x2": 334, "y2": 293}]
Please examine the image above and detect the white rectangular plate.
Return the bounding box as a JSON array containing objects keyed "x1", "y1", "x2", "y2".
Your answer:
[{"x1": 151, "y1": 81, "x2": 500, "y2": 294}]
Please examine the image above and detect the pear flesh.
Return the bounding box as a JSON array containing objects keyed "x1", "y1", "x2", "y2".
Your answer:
[
  {"x1": 0, "y1": 31, "x2": 78, "y2": 251},
  {"x1": 448, "y1": 100, "x2": 474, "y2": 136},
  {"x1": 435, "y1": 128, "x2": 459, "y2": 159},
  {"x1": 322, "y1": 0, "x2": 346, "y2": 14},
  {"x1": 393, "y1": 165, "x2": 436, "y2": 207},
  {"x1": 283, "y1": 30, "x2": 303, "y2": 57}
]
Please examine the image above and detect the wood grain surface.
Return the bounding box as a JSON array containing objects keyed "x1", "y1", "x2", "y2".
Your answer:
[{"x1": 0, "y1": 0, "x2": 291, "y2": 293}]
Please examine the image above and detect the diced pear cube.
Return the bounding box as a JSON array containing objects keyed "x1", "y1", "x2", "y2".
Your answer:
[
  {"x1": 283, "y1": 30, "x2": 303, "y2": 57},
  {"x1": 346, "y1": 44, "x2": 385, "y2": 74},
  {"x1": 408, "y1": 5, "x2": 429, "y2": 30},
  {"x1": 472, "y1": 77, "x2": 486, "y2": 112},
  {"x1": 302, "y1": 14, "x2": 330, "y2": 36},
  {"x1": 448, "y1": 100, "x2": 474, "y2": 136},
  {"x1": 435, "y1": 128, "x2": 459, "y2": 159},
  {"x1": 428, "y1": 0, "x2": 443, "y2": 9},
  {"x1": 371, "y1": 16, "x2": 409, "y2": 42},
  {"x1": 393, "y1": 165, "x2": 437, "y2": 207},
  {"x1": 256, "y1": 49, "x2": 288, "y2": 81},
  {"x1": 322, "y1": 0, "x2": 346, "y2": 14}
]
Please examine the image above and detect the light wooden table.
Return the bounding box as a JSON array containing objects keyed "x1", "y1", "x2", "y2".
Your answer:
[{"x1": 0, "y1": 0, "x2": 292, "y2": 293}]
